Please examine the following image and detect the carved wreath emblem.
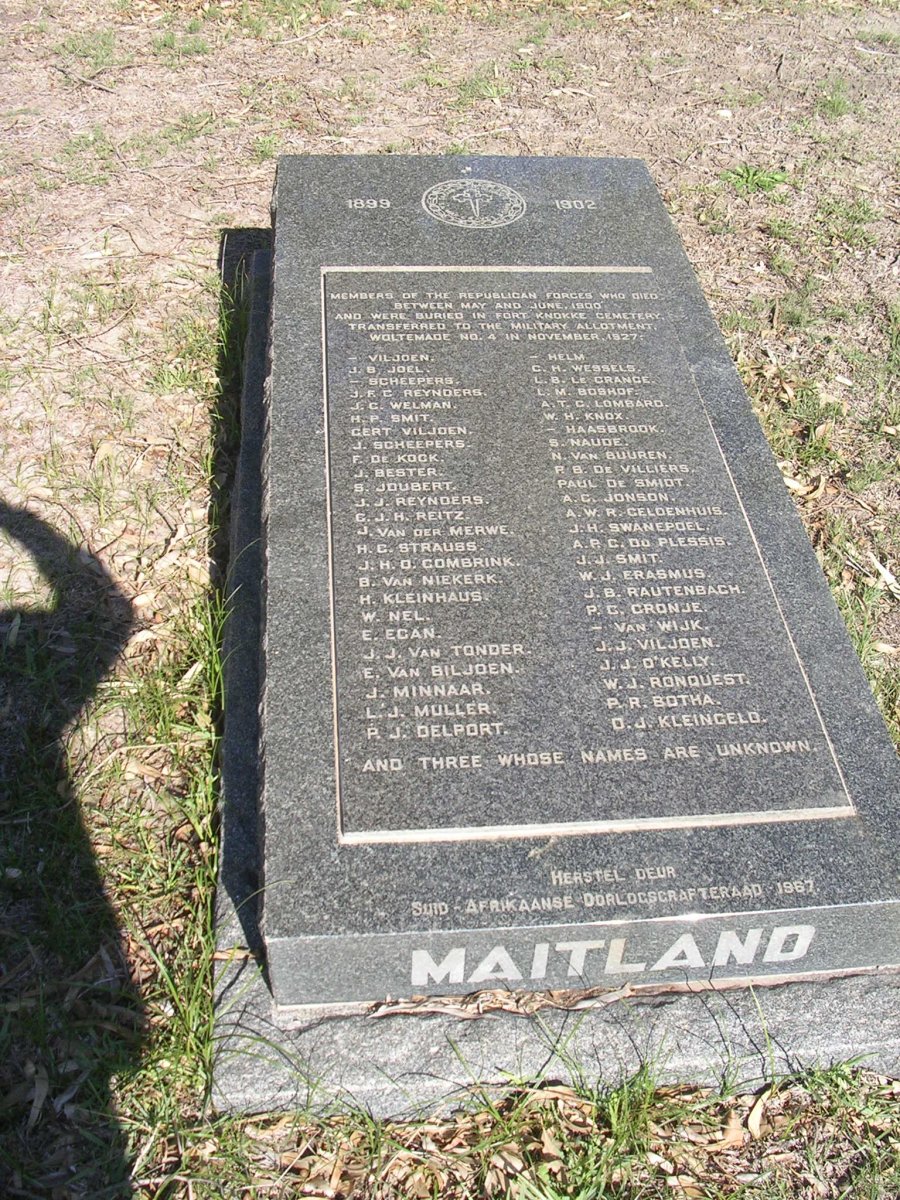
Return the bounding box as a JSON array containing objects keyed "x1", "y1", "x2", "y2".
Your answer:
[{"x1": 421, "y1": 179, "x2": 527, "y2": 229}]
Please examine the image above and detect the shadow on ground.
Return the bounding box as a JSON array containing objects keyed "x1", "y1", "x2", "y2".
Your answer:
[
  {"x1": 0, "y1": 501, "x2": 140, "y2": 1198},
  {"x1": 0, "y1": 227, "x2": 272, "y2": 1193}
]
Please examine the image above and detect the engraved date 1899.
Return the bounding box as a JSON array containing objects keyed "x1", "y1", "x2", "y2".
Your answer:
[{"x1": 347, "y1": 198, "x2": 391, "y2": 209}]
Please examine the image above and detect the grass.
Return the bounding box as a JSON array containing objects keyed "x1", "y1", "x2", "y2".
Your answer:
[
  {"x1": 738, "y1": 330, "x2": 899, "y2": 730},
  {"x1": 0, "y1": 274, "x2": 228, "y2": 1188},
  {"x1": 816, "y1": 512, "x2": 900, "y2": 738},
  {"x1": 59, "y1": 29, "x2": 120, "y2": 73},
  {"x1": 2, "y1": 0, "x2": 899, "y2": 1193},
  {"x1": 57, "y1": 127, "x2": 118, "y2": 186},
  {"x1": 110, "y1": 1065, "x2": 900, "y2": 1196},
  {"x1": 778, "y1": 276, "x2": 821, "y2": 330},
  {"x1": 721, "y1": 83, "x2": 766, "y2": 108},
  {"x1": 456, "y1": 63, "x2": 511, "y2": 107},
  {"x1": 251, "y1": 132, "x2": 280, "y2": 161},
  {"x1": 816, "y1": 74, "x2": 855, "y2": 120},
  {"x1": 856, "y1": 30, "x2": 900, "y2": 48},
  {"x1": 765, "y1": 213, "x2": 801, "y2": 244},
  {"x1": 152, "y1": 30, "x2": 211, "y2": 61},
  {"x1": 814, "y1": 195, "x2": 879, "y2": 250}
]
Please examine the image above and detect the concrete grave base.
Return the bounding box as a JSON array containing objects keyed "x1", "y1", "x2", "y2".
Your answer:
[
  {"x1": 211, "y1": 246, "x2": 899, "y2": 1116},
  {"x1": 213, "y1": 952, "x2": 900, "y2": 1116}
]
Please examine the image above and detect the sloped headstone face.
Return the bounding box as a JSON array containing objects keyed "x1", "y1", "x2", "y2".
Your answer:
[{"x1": 259, "y1": 155, "x2": 899, "y2": 1008}]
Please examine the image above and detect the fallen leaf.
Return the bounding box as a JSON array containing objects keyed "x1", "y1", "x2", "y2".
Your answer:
[
  {"x1": 92, "y1": 440, "x2": 118, "y2": 467},
  {"x1": 647, "y1": 1151, "x2": 675, "y2": 1173},
  {"x1": 541, "y1": 1127, "x2": 565, "y2": 1162},
  {"x1": 491, "y1": 1144, "x2": 525, "y2": 1174},
  {"x1": 748, "y1": 1087, "x2": 773, "y2": 1139},
  {"x1": 706, "y1": 1107, "x2": 745, "y2": 1151},
  {"x1": 673, "y1": 1178, "x2": 705, "y2": 1197},
  {"x1": 26, "y1": 1063, "x2": 49, "y2": 1133},
  {"x1": 866, "y1": 552, "x2": 900, "y2": 600}
]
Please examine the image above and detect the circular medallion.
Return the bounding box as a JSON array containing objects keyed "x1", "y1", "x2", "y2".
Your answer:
[{"x1": 421, "y1": 179, "x2": 527, "y2": 229}]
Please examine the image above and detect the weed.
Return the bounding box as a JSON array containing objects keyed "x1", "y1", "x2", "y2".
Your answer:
[
  {"x1": 145, "y1": 1065, "x2": 900, "y2": 1195},
  {"x1": 456, "y1": 64, "x2": 509, "y2": 108},
  {"x1": 813, "y1": 516, "x2": 899, "y2": 737},
  {"x1": 540, "y1": 53, "x2": 572, "y2": 83},
  {"x1": 150, "y1": 313, "x2": 218, "y2": 401},
  {"x1": 236, "y1": 5, "x2": 268, "y2": 36},
  {"x1": 31, "y1": 265, "x2": 138, "y2": 346},
  {"x1": 529, "y1": 18, "x2": 551, "y2": 44},
  {"x1": 340, "y1": 25, "x2": 374, "y2": 43},
  {"x1": 816, "y1": 74, "x2": 855, "y2": 119},
  {"x1": 721, "y1": 309, "x2": 758, "y2": 336},
  {"x1": 228, "y1": 0, "x2": 345, "y2": 33},
  {"x1": 695, "y1": 196, "x2": 733, "y2": 235},
  {"x1": 721, "y1": 163, "x2": 789, "y2": 196},
  {"x1": 169, "y1": 111, "x2": 215, "y2": 145},
  {"x1": 846, "y1": 459, "x2": 891, "y2": 493},
  {"x1": 68, "y1": 268, "x2": 138, "y2": 331},
  {"x1": 4, "y1": 4, "x2": 900, "y2": 1191},
  {"x1": 335, "y1": 74, "x2": 375, "y2": 107},
  {"x1": 743, "y1": 356, "x2": 846, "y2": 471},
  {"x1": 769, "y1": 249, "x2": 796, "y2": 279}
]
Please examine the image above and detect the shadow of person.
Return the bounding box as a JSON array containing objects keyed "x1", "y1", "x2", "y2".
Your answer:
[{"x1": 0, "y1": 500, "x2": 142, "y2": 1198}]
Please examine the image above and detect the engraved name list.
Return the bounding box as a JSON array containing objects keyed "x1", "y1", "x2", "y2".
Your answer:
[{"x1": 323, "y1": 267, "x2": 852, "y2": 843}]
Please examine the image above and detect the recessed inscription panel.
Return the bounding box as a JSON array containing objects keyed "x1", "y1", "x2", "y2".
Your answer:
[{"x1": 323, "y1": 267, "x2": 851, "y2": 842}]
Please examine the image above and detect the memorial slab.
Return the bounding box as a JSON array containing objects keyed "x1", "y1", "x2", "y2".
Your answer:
[{"x1": 256, "y1": 156, "x2": 899, "y2": 1011}]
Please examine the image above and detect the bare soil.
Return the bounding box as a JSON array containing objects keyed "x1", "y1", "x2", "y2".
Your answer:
[
  {"x1": 2, "y1": 0, "x2": 898, "y2": 618},
  {"x1": 0, "y1": 0, "x2": 898, "y2": 1194}
]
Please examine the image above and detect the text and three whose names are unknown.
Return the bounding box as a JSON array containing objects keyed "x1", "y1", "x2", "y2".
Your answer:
[{"x1": 323, "y1": 270, "x2": 843, "y2": 830}]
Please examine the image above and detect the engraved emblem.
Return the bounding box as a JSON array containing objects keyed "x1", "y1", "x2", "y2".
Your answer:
[{"x1": 422, "y1": 179, "x2": 527, "y2": 229}]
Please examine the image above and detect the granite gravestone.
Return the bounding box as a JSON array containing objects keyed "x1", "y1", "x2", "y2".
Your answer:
[{"x1": 258, "y1": 156, "x2": 898, "y2": 1010}]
